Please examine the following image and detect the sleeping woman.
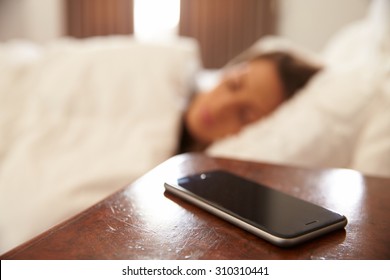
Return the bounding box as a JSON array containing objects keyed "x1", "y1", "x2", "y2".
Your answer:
[{"x1": 179, "y1": 51, "x2": 322, "y2": 153}]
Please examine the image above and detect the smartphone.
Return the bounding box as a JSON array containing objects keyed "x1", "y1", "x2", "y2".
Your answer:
[{"x1": 164, "y1": 170, "x2": 347, "y2": 247}]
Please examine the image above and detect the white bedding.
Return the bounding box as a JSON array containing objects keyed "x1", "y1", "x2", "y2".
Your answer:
[{"x1": 0, "y1": 36, "x2": 200, "y2": 253}]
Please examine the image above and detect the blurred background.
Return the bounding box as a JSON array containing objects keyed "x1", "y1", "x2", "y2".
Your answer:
[{"x1": 0, "y1": 0, "x2": 369, "y2": 68}]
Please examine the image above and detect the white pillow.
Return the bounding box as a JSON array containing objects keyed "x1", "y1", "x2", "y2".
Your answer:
[
  {"x1": 321, "y1": 0, "x2": 390, "y2": 66},
  {"x1": 351, "y1": 85, "x2": 390, "y2": 177},
  {"x1": 225, "y1": 35, "x2": 323, "y2": 68}
]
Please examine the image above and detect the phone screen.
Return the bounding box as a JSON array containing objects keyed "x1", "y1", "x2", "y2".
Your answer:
[{"x1": 173, "y1": 170, "x2": 347, "y2": 240}]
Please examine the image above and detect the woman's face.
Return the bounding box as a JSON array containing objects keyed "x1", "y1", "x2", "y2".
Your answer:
[{"x1": 185, "y1": 59, "x2": 285, "y2": 144}]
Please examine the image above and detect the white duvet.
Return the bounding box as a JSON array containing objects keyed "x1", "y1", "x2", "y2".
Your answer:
[{"x1": 0, "y1": 37, "x2": 200, "y2": 253}]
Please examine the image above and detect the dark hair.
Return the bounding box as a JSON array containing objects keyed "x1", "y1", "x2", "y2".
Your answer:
[{"x1": 253, "y1": 51, "x2": 322, "y2": 99}]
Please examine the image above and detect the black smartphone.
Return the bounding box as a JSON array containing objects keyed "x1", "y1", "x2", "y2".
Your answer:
[{"x1": 164, "y1": 170, "x2": 347, "y2": 247}]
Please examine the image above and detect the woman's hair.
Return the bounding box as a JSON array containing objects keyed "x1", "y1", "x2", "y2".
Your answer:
[{"x1": 253, "y1": 51, "x2": 322, "y2": 99}]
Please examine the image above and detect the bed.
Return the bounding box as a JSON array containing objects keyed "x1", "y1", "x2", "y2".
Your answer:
[{"x1": 0, "y1": 0, "x2": 389, "y2": 254}]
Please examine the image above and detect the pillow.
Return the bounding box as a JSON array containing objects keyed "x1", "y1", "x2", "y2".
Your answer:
[
  {"x1": 321, "y1": 0, "x2": 390, "y2": 66},
  {"x1": 194, "y1": 69, "x2": 222, "y2": 93},
  {"x1": 351, "y1": 85, "x2": 390, "y2": 176},
  {"x1": 225, "y1": 35, "x2": 323, "y2": 68}
]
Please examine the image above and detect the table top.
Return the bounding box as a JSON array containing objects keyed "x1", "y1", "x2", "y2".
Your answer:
[{"x1": 2, "y1": 153, "x2": 390, "y2": 259}]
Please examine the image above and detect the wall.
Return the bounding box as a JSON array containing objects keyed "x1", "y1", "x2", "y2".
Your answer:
[
  {"x1": 0, "y1": 0, "x2": 64, "y2": 42},
  {"x1": 277, "y1": 0, "x2": 369, "y2": 51}
]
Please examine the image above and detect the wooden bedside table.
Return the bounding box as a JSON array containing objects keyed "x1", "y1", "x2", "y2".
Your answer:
[{"x1": 2, "y1": 153, "x2": 389, "y2": 259}]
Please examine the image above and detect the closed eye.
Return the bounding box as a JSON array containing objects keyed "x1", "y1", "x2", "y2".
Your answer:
[{"x1": 225, "y1": 76, "x2": 242, "y2": 93}]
